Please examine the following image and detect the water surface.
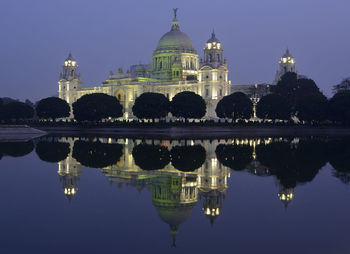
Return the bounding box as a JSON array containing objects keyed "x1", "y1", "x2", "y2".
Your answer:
[{"x1": 0, "y1": 136, "x2": 349, "y2": 254}]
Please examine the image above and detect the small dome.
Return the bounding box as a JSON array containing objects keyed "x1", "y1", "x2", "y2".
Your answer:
[
  {"x1": 65, "y1": 52, "x2": 75, "y2": 61},
  {"x1": 282, "y1": 49, "x2": 293, "y2": 58},
  {"x1": 207, "y1": 31, "x2": 220, "y2": 43}
]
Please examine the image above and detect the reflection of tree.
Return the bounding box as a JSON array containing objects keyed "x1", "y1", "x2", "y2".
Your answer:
[
  {"x1": 35, "y1": 141, "x2": 70, "y2": 163},
  {"x1": 256, "y1": 139, "x2": 327, "y2": 188},
  {"x1": 0, "y1": 141, "x2": 34, "y2": 158},
  {"x1": 171, "y1": 145, "x2": 206, "y2": 172},
  {"x1": 72, "y1": 140, "x2": 123, "y2": 168},
  {"x1": 132, "y1": 144, "x2": 170, "y2": 170},
  {"x1": 328, "y1": 139, "x2": 350, "y2": 184},
  {"x1": 215, "y1": 144, "x2": 253, "y2": 171}
]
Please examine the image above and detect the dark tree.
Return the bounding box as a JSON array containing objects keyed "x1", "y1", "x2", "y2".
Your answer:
[
  {"x1": 333, "y1": 78, "x2": 350, "y2": 94},
  {"x1": 328, "y1": 91, "x2": 350, "y2": 125},
  {"x1": 36, "y1": 97, "x2": 70, "y2": 121},
  {"x1": 0, "y1": 141, "x2": 34, "y2": 158},
  {"x1": 132, "y1": 92, "x2": 170, "y2": 121},
  {"x1": 272, "y1": 72, "x2": 299, "y2": 103},
  {"x1": 132, "y1": 143, "x2": 170, "y2": 170},
  {"x1": 215, "y1": 144, "x2": 253, "y2": 171},
  {"x1": 35, "y1": 141, "x2": 70, "y2": 163},
  {"x1": 170, "y1": 91, "x2": 206, "y2": 120},
  {"x1": 256, "y1": 94, "x2": 291, "y2": 120},
  {"x1": 215, "y1": 92, "x2": 253, "y2": 120},
  {"x1": 72, "y1": 93, "x2": 123, "y2": 122},
  {"x1": 72, "y1": 140, "x2": 123, "y2": 168},
  {"x1": 171, "y1": 145, "x2": 206, "y2": 172},
  {"x1": 295, "y1": 93, "x2": 328, "y2": 122},
  {"x1": 1, "y1": 101, "x2": 34, "y2": 120},
  {"x1": 273, "y1": 73, "x2": 324, "y2": 116}
]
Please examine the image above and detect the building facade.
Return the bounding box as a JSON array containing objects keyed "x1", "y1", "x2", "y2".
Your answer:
[{"x1": 58, "y1": 10, "x2": 297, "y2": 119}]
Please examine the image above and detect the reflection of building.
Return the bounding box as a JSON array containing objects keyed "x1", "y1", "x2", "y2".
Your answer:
[
  {"x1": 277, "y1": 184, "x2": 295, "y2": 208},
  {"x1": 58, "y1": 140, "x2": 82, "y2": 201},
  {"x1": 150, "y1": 175, "x2": 198, "y2": 247},
  {"x1": 198, "y1": 140, "x2": 230, "y2": 225}
]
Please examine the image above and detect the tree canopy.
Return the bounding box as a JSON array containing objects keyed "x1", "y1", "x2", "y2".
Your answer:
[
  {"x1": 36, "y1": 141, "x2": 70, "y2": 163},
  {"x1": 333, "y1": 78, "x2": 350, "y2": 94},
  {"x1": 132, "y1": 143, "x2": 170, "y2": 170},
  {"x1": 170, "y1": 91, "x2": 206, "y2": 120},
  {"x1": 256, "y1": 94, "x2": 291, "y2": 120},
  {"x1": 170, "y1": 145, "x2": 206, "y2": 172},
  {"x1": 36, "y1": 97, "x2": 70, "y2": 121},
  {"x1": 72, "y1": 140, "x2": 123, "y2": 168},
  {"x1": 273, "y1": 73, "x2": 325, "y2": 112},
  {"x1": 295, "y1": 93, "x2": 328, "y2": 122},
  {"x1": 72, "y1": 93, "x2": 123, "y2": 122},
  {"x1": 0, "y1": 101, "x2": 34, "y2": 120},
  {"x1": 132, "y1": 92, "x2": 170, "y2": 120},
  {"x1": 328, "y1": 90, "x2": 350, "y2": 125},
  {"x1": 215, "y1": 92, "x2": 253, "y2": 120}
]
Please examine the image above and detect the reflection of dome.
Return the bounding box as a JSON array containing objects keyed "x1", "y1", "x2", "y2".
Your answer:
[
  {"x1": 156, "y1": 205, "x2": 194, "y2": 227},
  {"x1": 155, "y1": 204, "x2": 195, "y2": 247}
]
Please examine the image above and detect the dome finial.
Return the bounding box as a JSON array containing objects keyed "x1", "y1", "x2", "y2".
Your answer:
[
  {"x1": 173, "y1": 8, "x2": 178, "y2": 19},
  {"x1": 212, "y1": 29, "x2": 215, "y2": 37},
  {"x1": 171, "y1": 8, "x2": 180, "y2": 31}
]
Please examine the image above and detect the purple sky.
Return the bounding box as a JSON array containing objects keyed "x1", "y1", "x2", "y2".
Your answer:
[{"x1": 1, "y1": 0, "x2": 349, "y2": 102}]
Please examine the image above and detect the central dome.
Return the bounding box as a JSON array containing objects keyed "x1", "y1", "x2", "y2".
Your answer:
[
  {"x1": 156, "y1": 30, "x2": 196, "y2": 52},
  {"x1": 155, "y1": 16, "x2": 197, "y2": 53}
]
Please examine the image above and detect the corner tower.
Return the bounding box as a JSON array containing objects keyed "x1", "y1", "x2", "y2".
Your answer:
[
  {"x1": 58, "y1": 53, "x2": 82, "y2": 104},
  {"x1": 151, "y1": 9, "x2": 199, "y2": 81},
  {"x1": 274, "y1": 49, "x2": 296, "y2": 84},
  {"x1": 199, "y1": 31, "x2": 230, "y2": 117}
]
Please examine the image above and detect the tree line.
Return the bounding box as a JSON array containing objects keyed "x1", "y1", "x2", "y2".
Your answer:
[{"x1": 1, "y1": 72, "x2": 350, "y2": 125}]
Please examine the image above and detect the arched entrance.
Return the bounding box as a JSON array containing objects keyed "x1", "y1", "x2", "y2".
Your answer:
[{"x1": 114, "y1": 89, "x2": 126, "y2": 109}]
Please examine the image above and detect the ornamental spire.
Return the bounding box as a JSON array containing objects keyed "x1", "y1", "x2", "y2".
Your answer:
[{"x1": 171, "y1": 8, "x2": 180, "y2": 31}]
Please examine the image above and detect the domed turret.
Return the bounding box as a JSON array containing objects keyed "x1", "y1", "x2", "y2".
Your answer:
[{"x1": 274, "y1": 48, "x2": 297, "y2": 84}]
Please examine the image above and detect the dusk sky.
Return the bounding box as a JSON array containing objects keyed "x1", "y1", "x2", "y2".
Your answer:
[{"x1": 1, "y1": 0, "x2": 349, "y2": 102}]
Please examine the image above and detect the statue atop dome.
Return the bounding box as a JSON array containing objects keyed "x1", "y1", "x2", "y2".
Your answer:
[{"x1": 173, "y1": 8, "x2": 178, "y2": 19}]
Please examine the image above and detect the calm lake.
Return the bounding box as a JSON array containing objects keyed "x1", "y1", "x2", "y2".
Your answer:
[{"x1": 0, "y1": 136, "x2": 350, "y2": 254}]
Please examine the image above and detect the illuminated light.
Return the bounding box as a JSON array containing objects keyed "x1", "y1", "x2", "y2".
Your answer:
[
  {"x1": 206, "y1": 208, "x2": 211, "y2": 215},
  {"x1": 207, "y1": 43, "x2": 212, "y2": 49},
  {"x1": 217, "y1": 43, "x2": 221, "y2": 49},
  {"x1": 216, "y1": 208, "x2": 220, "y2": 215}
]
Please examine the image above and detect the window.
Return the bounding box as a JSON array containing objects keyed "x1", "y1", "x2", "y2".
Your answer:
[
  {"x1": 219, "y1": 89, "x2": 222, "y2": 96},
  {"x1": 206, "y1": 88, "x2": 209, "y2": 97}
]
